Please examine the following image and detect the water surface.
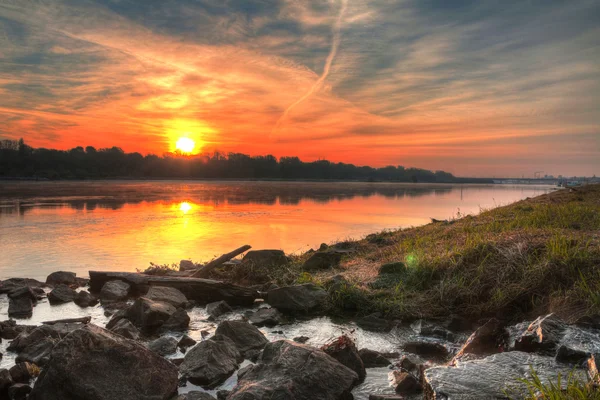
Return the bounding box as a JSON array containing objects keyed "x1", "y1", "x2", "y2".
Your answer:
[{"x1": 0, "y1": 181, "x2": 555, "y2": 280}]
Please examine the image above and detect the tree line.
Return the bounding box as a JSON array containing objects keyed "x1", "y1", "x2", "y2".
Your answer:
[{"x1": 0, "y1": 138, "x2": 483, "y2": 182}]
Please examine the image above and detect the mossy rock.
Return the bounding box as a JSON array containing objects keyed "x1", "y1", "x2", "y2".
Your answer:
[{"x1": 378, "y1": 262, "x2": 405, "y2": 275}]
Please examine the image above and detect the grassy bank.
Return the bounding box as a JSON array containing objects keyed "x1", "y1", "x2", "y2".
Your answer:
[{"x1": 222, "y1": 184, "x2": 600, "y2": 323}]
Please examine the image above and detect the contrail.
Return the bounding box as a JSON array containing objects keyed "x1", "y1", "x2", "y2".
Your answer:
[{"x1": 273, "y1": 0, "x2": 348, "y2": 134}]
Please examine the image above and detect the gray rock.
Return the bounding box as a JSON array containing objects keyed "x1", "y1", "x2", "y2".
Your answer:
[
  {"x1": 293, "y1": 336, "x2": 310, "y2": 344},
  {"x1": 356, "y1": 313, "x2": 392, "y2": 332},
  {"x1": 368, "y1": 395, "x2": 404, "y2": 400},
  {"x1": 452, "y1": 318, "x2": 508, "y2": 362},
  {"x1": 125, "y1": 297, "x2": 177, "y2": 332},
  {"x1": 267, "y1": 284, "x2": 327, "y2": 313},
  {"x1": 100, "y1": 280, "x2": 130, "y2": 303},
  {"x1": 0, "y1": 321, "x2": 36, "y2": 340},
  {"x1": 45, "y1": 272, "x2": 76, "y2": 286},
  {"x1": 8, "y1": 383, "x2": 31, "y2": 400},
  {"x1": 358, "y1": 348, "x2": 391, "y2": 368},
  {"x1": 15, "y1": 338, "x2": 56, "y2": 366},
  {"x1": 180, "y1": 334, "x2": 242, "y2": 388},
  {"x1": 249, "y1": 308, "x2": 283, "y2": 327},
  {"x1": 242, "y1": 250, "x2": 289, "y2": 267},
  {"x1": 424, "y1": 351, "x2": 587, "y2": 399},
  {"x1": 206, "y1": 301, "x2": 233, "y2": 319},
  {"x1": 146, "y1": 286, "x2": 188, "y2": 308},
  {"x1": 148, "y1": 336, "x2": 179, "y2": 356},
  {"x1": 215, "y1": 320, "x2": 268, "y2": 357},
  {"x1": 0, "y1": 368, "x2": 13, "y2": 394},
  {"x1": 29, "y1": 324, "x2": 178, "y2": 400},
  {"x1": 9, "y1": 363, "x2": 37, "y2": 384},
  {"x1": 216, "y1": 390, "x2": 230, "y2": 400},
  {"x1": 514, "y1": 314, "x2": 567, "y2": 355},
  {"x1": 74, "y1": 290, "x2": 98, "y2": 308},
  {"x1": 403, "y1": 341, "x2": 450, "y2": 362},
  {"x1": 9, "y1": 323, "x2": 83, "y2": 367},
  {"x1": 302, "y1": 252, "x2": 342, "y2": 271},
  {"x1": 8, "y1": 296, "x2": 33, "y2": 319},
  {"x1": 0, "y1": 279, "x2": 44, "y2": 295},
  {"x1": 177, "y1": 392, "x2": 217, "y2": 400},
  {"x1": 47, "y1": 284, "x2": 77, "y2": 304},
  {"x1": 161, "y1": 308, "x2": 191, "y2": 331},
  {"x1": 178, "y1": 335, "x2": 197, "y2": 349},
  {"x1": 321, "y1": 335, "x2": 366, "y2": 383},
  {"x1": 228, "y1": 340, "x2": 358, "y2": 400},
  {"x1": 108, "y1": 318, "x2": 140, "y2": 340},
  {"x1": 389, "y1": 370, "x2": 421, "y2": 394}
]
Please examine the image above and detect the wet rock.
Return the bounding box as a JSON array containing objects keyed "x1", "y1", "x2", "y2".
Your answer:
[
  {"x1": 29, "y1": 324, "x2": 179, "y2": 400},
  {"x1": 179, "y1": 260, "x2": 196, "y2": 271},
  {"x1": 553, "y1": 325, "x2": 600, "y2": 365},
  {"x1": 369, "y1": 395, "x2": 404, "y2": 400},
  {"x1": 0, "y1": 321, "x2": 36, "y2": 340},
  {"x1": 161, "y1": 308, "x2": 191, "y2": 331},
  {"x1": 146, "y1": 286, "x2": 188, "y2": 308},
  {"x1": 452, "y1": 318, "x2": 508, "y2": 362},
  {"x1": 9, "y1": 362, "x2": 38, "y2": 383},
  {"x1": 8, "y1": 286, "x2": 39, "y2": 302},
  {"x1": 175, "y1": 392, "x2": 217, "y2": 400},
  {"x1": 180, "y1": 334, "x2": 242, "y2": 388},
  {"x1": 99, "y1": 280, "x2": 130, "y2": 303},
  {"x1": 556, "y1": 345, "x2": 589, "y2": 365},
  {"x1": 216, "y1": 390, "x2": 230, "y2": 400},
  {"x1": 10, "y1": 323, "x2": 82, "y2": 366},
  {"x1": 242, "y1": 250, "x2": 289, "y2": 267},
  {"x1": 293, "y1": 336, "x2": 310, "y2": 344},
  {"x1": 424, "y1": 351, "x2": 586, "y2": 400},
  {"x1": 108, "y1": 318, "x2": 140, "y2": 340},
  {"x1": 514, "y1": 314, "x2": 567, "y2": 354},
  {"x1": 16, "y1": 338, "x2": 57, "y2": 366},
  {"x1": 356, "y1": 313, "x2": 393, "y2": 332},
  {"x1": 73, "y1": 290, "x2": 98, "y2": 307},
  {"x1": 396, "y1": 356, "x2": 419, "y2": 374},
  {"x1": 206, "y1": 301, "x2": 233, "y2": 319},
  {"x1": 8, "y1": 296, "x2": 33, "y2": 319},
  {"x1": 228, "y1": 340, "x2": 358, "y2": 400},
  {"x1": 410, "y1": 319, "x2": 454, "y2": 341},
  {"x1": 378, "y1": 262, "x2": 405, "y2": 275},
  {"x1": 359, "y1": 348, "x2": 391, "y2": 368},
  {"x1": 75, "y1": 277, "x2": 89, "y2": 287},
  {"x1": 403, "y1": 341, "x2": 450, "y2": 361},
  {"x1": 148, "y1": 336, "x2": 179, "y2": 356},
  {"x1": 125, "y1": 297, "x2": 177, "y2": 332},
  {"x1": 389, "y1": 370, "x2": 421, "y2": 394},
  {"x1": 105, "y1": 309, "x2": 127, "y2": 330},
  {"x1": 178, "y1": 334, "x2": 197, "y2": 350},
  {"x1": 303, "y1": 251, "x2": 342, "y2": 271},
  {"x1": 322, "y1": 335, "x2": 366, "y2": 383},
  {"x1": 45, "y1": 271, "x2": 76, "y2": 286},
  {"x1": 0, "y1": 278, "x2": 44, "y2": 295},
  {"x1": 8, "y1": 383, "x2": 31, "y2": 400},
  {"x1": 215, "y1": 320, "x2": 268, "y2": 357},
  {"x1": 0, "y1": 368, "x2": 13, "y2": 394},
  {"x1": 267, "y1": 283, "x2": 327, "y2": 313},
  {"x1": 249, "y1": 308, "x2": 283, "y2": 327},
  {"x1": 47, "y1": 284, "x2": 77, "y2": 304}
]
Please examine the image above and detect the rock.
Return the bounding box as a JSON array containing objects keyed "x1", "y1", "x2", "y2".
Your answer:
[
  {"x1": 9, "y1": 363, "x2": 38, "y2": 383},
  {"x1": 216, "y1": 390, "x2": 230, "y2": 400},
  {"x1": 249, "y1": 308, "x2": 283, "y2": 327},
  {"x1": 47, "y1": 284, "x2": 77, "y2": 304},
  {"x1": 267, "y1": 283, "x2": 327, "y2": 313},
  {"x1": 396, "y1": 356, "x2": 419, "y2": 374},
  {"x1": 125, "y1": 297, "x2": 177, "y2": 332},
  {"x1": 0, "y1": 321, "x2": 36, "y2": 340},
  {"x1": 369, "y1": 395, "x2": 404, "y2": 400},
  {"x1": 105, "y1": 309, "x2": 127, "y2": 330},
  {"x1": 326, "y1": 274, "x2": 349, "y2": 293},
  {"x1": 146, "y1": 286, "x2": 188, "y2": 308},
  {"x1": 242, "y1": 250, "x2": 289, "y2": 267},
  {"x1": 99, "y1": 280, "x2": 130, "y2": 303},
  {"x1": 162, "y1": 308, "x2": 191, "y2": 331},
  {"x1": 389, "y1": 370, "x2": 421, "y2": 394},
  {"x1": 452, "y1": 318, "x2": 508, "y2": 362},
  {"x1": 514, "y1": 314, "x2": 567, "y2": 355},
  {"x1": 293, "y1": 336, "x2": 310, "y2": 344},
  {"x1": 180, "y1": 334, "x2": 242, "y2": 388},
  {"x1": 74, "y1": 290, "x2": 98, "y2": 307},
  {"x1": 29, "y1": 324, "x2": 178, "y2": 400},
  {"x1": 322, "y1": 335, "x2": 366, "y2": 383},
  {"x1": 0, "y1": 278, "x2": 44, "y2": 295},
  {"x1": 424, "y1": 351, "x2": 587, "y2": 399},
  {"x1": 554, "y1": 324, "x2": 600, "y2": 365},
  {"x1": 178, "y1": 334, "x2": 197, "y2": 349},
  {"x1": 75, "y1": 277, "x2": 89, "y2": 287},
  {"x1": 378, "y1": 262, "x2": 405, "y2": 275},
  {"x1": 148, "y1": 336, "x2": 179, "y2": 356},
  {"x1": 215, "y1": 320, "x2": 268, "y2": 357},
  {"x1": 179, "y1": 260, "x2": 196, "y2": 271},
  {"x1": 410, "y1": 319, "x2": 454, "y2": 341},
  {"x1": 302, "y1": 251, "x2": 342, "y2": 271},
  {"x1": 359, "y1": 348, "x2": 391, "y2": 368},
  {"x1": 403, "y1": 341, "x2": 450, "y2": 361},
  {"x1": 228, "y1": 340, "x2": 358, "y2": 400},
  {"x1": 108, "y1": 318, "x2": 140, "y2": 340},
  {"x1": 8, "y1": 383, "x2": 31, "y2": 400},
  {"x1": 16, "y1": 338, "x2": 57, "y2": 366},
  {"x1": 10, "y1": 323, "x2": 82, "y2": 366},
  {"x1": 45, "y1": 271, "x2": 76, "y2": 286},
  {"x1": 0, "y1": 368, "x2": 13, "y2": 394},
  {"x1": 356, "y1": 313, "x2": 393, "y2": 332},
  {"x1": 7, "y1": 286, "x2": 39, "y2": 302},
  {"x1": 8, "y1": 296, "x2": 33, "y2": 319},
  {"x1": 206, "y1": 301, "x2": 233, "y2": 319},
  {"x1": 179, "y1": 392, "x2": 217, "y2": 400}
]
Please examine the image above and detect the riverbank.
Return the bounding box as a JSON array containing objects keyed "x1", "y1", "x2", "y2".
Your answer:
[{"x1": 208, "y1": 184, "x2": 600, "y2": 323}]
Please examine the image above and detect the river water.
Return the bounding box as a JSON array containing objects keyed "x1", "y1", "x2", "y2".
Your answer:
[{"x1": 0, "y1": 180, "x2": 555, "y2": 280}]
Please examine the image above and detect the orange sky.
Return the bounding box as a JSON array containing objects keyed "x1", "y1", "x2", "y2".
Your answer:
[{"x1": 0, "y1": 0, "x2": 599, "y2": 177}]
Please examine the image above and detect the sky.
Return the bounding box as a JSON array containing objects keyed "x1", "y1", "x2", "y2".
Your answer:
[{"x1": 0, "y1": 0, "x2": 599, "y2": 177}]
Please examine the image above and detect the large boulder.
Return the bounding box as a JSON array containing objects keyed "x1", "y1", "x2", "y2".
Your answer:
[
  {"x1": 8, "y1": 323, "x2": 84, "y2": 366},
  {"x1": 206, "y1": 301, "x2": 233, "y2": 319},
  {"x1": 99, "y1": 280, "x2": 130, "y2": 303},
  {"x1": 161, "y1": 308, "x2": 191, "y2": 331},
  {"x1": 29, "y1": 324, "x2": 178, "y2": 400},
  {"x1": 403, "y1": 341, "x2": 450, "y2": 362},
  {"x1": 514, "y1": 314, "x2": 567, "y2": 355},
  {"x1": 15, "y1": 338, "x2": 57, "y2": 366},
  {"x1": 145, "y1": 286, "x2": 188, "y2": 308},
  {"x1": 0, "y1": 278, "x2": 44, "y2": 295},
  {"x1": 452, "y1": 318, "x2": 509, "y2": 363},
  {"x1": 249, "y1": 308, "x2": 283, "y2": 327},
  {"x1": 47, "y1": 285, "x2": 76, "y2": 304},
  {"x1": 321, "y1": 335, "x2": 366, "y2": 383},
  {"x1": 125, "y1": 297, "x2": 177, "y2": 332},
  {"x1": 424, "y1": 351, "x2": 586, "y2": 400},
  {"x1": 242, "y1": 250, "x2": 289, "y2": 267},
  {"x1": 228, "y1": 340, "x2": 358, "y2": 400},
  {"x1": 45, "y1": 272, "x2": 76, "y2": 286},
  {"x1": 303, "y1": 252, "x2": 342, "y2": 271},
  {"x1": 215, "y1": 320, "x2": 268, "y2": 357},
  {"x1": 74, "y1": 291, "x2": 98, "y2": 308},
  {"x1": 358, "y1": 348, "x2": 391, "y2": 368},
  {"x1": 109, "y1": 319, "x2": 140, "y2": 340},
  {"x1": 8, "y1": 296, "x2": 34, "y2": 319},
  {"x1": 267, "y1": 284, "x2": 327, "y2": 313},
  {"x1": 148, "y1": 336, "x2": 179, "y2": 356},
  {"x1": 0, "y1": 321, "x2": 36, "y2": 340},
  {"x1": 356, "y1": 313, "x2": 393, "y2": 332},
  {"x1": 9, "y1": 362, "x2": 38, "y2": 384},
  {"x1": 180, "y1": 334, "x2": 242, "y2": 388}
]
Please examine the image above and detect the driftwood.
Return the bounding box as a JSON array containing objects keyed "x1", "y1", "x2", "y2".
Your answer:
[
  {"x1": 89, "y1": 271, "x2": 259, "y2": 305},
  {"x1": 191, "y1": 245, "x2": 251, "y2": 278},
  {"x1": 42, "y1": 316, "x2": 92, "y2": 325}
]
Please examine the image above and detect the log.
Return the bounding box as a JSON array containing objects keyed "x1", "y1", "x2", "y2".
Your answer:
[
  {"x1": 191, "y1": 244, "x2": 252, "y2": 278},
  {"x1": 42, "y1": 316, "x2": 92, "y2": 325},
  {"x1": 89, "y1": 271, "x2": 259, "y2": 305}
]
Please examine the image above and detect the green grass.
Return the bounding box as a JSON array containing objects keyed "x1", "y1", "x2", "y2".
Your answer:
[{"x1": 507, "y1": 367, "x2": 600, "y2": 400}]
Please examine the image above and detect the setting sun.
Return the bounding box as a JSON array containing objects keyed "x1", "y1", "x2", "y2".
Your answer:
[{"x1": 175, "y1": 137, "x2": 195, "y2": 153}]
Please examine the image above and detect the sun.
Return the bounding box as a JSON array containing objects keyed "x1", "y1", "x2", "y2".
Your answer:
[{"x1": 175, "y1": 137, "x2": 195, "y2": 153}]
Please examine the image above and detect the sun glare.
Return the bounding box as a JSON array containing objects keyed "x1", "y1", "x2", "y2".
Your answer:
[
  {"x1": 179, "y1": 202, "x2": 192, "y2": 214},
  {"x1": 176, "y1": 137, "x2": 195, "y2": 153}
]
